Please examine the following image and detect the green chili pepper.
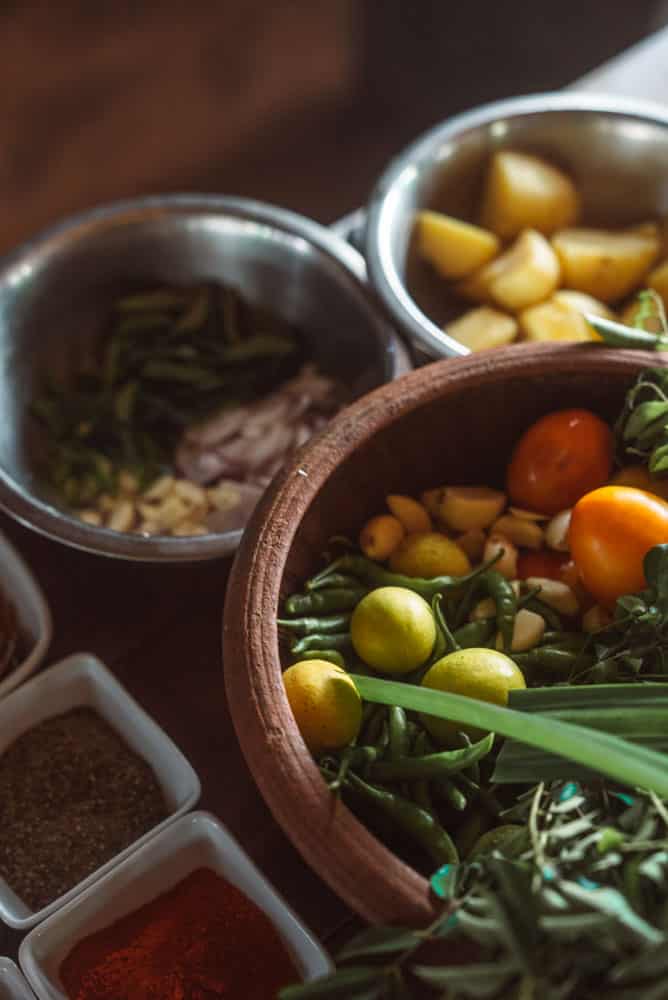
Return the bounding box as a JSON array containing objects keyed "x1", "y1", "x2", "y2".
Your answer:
[
  {"x1": 284, "y1": 589, "x2": 366, "y2": 615},
  {"x1": 362, "y1": 705, "x2": 387, "y2": 747},
  {"x1": 367, "y1": 732, "x2": 494, "y2": 782},
  {"x1": 514, "y1": 647, "x2": 591, "y2": 675},
  {"x1": 457, "y1": 731, "x2": 481, "y2": 785},
  {"x1": 388, "y1": 707, "x2": 410, "y2": 762},
  {"x1": 453, "y1": 618, "x2": 495, "y2": 649},
  {"x1": 173, "y1": 287, "x2": 210, "y2": 333},
  {"x1": 290, "y1": 633, "x2": 352, "y2": 656},
  {"x1": 522, "y1": 595, "x2": 563, "y2": 631},
  {"x1": 333, "y1": 768, "x2": 459, "y2": 866},
  {"x1": 278, "y1": 613, "x2": 352, "y2": 636},
  {"x1": 305, "y1": 573, "x2": 364, "y2": 592},
  {"x1": 411, "y1": 731, "x2": 434, "y2": 813},
  {"x1": 306, "y1": 552, "x2": 500, "y2": 602},
  {"x1": 586, "y1": 312, "x2": 668, "y2": 351},
  {"x1": 464, "y1": 570, "x2": 517, "y2": 653},
  {"x1": 291, "y1": 649, "x2": 345, "y2": 668},
  {"x1": 436, "y1": 778, "x2": 468, "y2": 812}
]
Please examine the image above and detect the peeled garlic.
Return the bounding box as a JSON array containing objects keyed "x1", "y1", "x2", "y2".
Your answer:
[
  {"x1": 545, "y1": 509, "x2": 572, "y2": 551},
  {"x1": 525, "y1": 577, "x2": 579, "y2": 616},
  {"x1": 496, "y1": 608, "x2": 545, "y2": 652},
  {"x1": 484, "y1": 533, "x2": 518, "y2": 580}
]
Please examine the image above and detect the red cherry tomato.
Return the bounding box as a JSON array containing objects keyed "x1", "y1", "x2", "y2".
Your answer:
[
  {"x1": 569, "y1": 485, "x2": 668, "y2": 606},
  {"x1": 506, "y1": 409, "x2": 613, "y2": 516},
  {"x1": 516, "y1": 550, "x2": 571, "y2": 581}
]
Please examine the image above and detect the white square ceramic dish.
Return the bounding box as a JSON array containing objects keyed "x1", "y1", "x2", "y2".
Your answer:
[
  {"x1": 0, "y1": 651, "x2": 200, "y2": 930},
  {"x1": 20, "y1": 810, "x2": 333, "y2": 999},
  {"x1": 0, "y1": 959, "x2": 35, "y2": 999},
  {"x1": 0, "y1": 530, "x2": 51, "y2": 700}
]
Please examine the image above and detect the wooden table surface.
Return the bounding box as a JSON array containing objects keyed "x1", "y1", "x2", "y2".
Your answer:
[{"x1": 1, "y1": 20, "x2": 668, "y2": 977}]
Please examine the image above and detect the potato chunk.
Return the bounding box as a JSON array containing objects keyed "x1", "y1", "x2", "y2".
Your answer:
[
  {"x1": 446, "y1": 306, "x2": 518, "y2": 352},
  {"x1": 551, "y1": 227, "x2": 660, "y2": 303},
  {"x1": 480, "y1": 150, "x2": 580, "y2": 239},
  {"x1": 415, "y1": 211, "x2": 500, "y2": 279},
  {"x1": 518, "y1": 289, "x2": 613, "y2": 342},
  {"x1": 457, "y1": 229, "x2": 561, "y2": 311}
]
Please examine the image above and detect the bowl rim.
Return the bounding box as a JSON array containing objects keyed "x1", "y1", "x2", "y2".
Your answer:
[
  {"x1": 0, "y1": 193, "x2": 404, "y2": 563},
  {"x1": 223, "y1": 342, "x2": 662, "y2": 925},
  {"x1": 364, "y1": 90, "x2": 668, "y2": 361}
]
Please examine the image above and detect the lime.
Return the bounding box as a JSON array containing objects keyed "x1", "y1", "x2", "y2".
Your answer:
[
  {"x1": 283, "y1": 659, "x2": 362, "y2": 754},
  {"x1": 420, "y1": 647, "x2": 525, "y2": 744},
  {"x1": 389, "y1": 531, "x2": 471, "y2": 578},
  {"x1": 350, "y1": 586, "x2": 436, "y2": 674}
]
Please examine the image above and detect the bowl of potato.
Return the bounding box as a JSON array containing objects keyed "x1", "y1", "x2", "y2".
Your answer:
[{"x1": 364, "y1": 92, "x2": 668, "y2": 359}]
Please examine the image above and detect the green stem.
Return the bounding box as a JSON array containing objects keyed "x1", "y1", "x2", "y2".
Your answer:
[{"x1": 350, "y1": 674, "x2": 668, "y2": 797}]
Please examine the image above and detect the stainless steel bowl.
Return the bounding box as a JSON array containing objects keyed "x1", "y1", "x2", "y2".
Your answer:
[
  {"x1": 0, "y1": 195, "x2": 407, "y2": 562},
  {"x1": 364, "y1": 92, "x2": 668, "y2": 359}
]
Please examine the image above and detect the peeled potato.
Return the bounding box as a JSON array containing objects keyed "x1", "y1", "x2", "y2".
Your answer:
[
  {"x1": 647, "y1": 258, "x2": 668, "y2": 305},
  {"x1": 519, "y1": 289, "x2": 613, "y2": 342},
  {"x1": 438, "y1": 486, "x2": 507, "y2": 532},
  {"x1": 480, "y1": 150, "x2": 580, "y2": 239},
  {"x1": 446, "y1": 306, "x2": 518, "y2": 352},
  {"x1": 415, "y1": 211, "x2": 500, "y2": 279},
  {"x1": 457, "y1": 229, "x2": 561, "y2": 311},
  {"x1": 551, "y1": 227, "x2": 660, "y2": 303}
]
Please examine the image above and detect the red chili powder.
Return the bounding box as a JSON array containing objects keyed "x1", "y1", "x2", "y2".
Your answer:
[{"x1": 59, "y1": 867, "x2": 300, "y2": 999}]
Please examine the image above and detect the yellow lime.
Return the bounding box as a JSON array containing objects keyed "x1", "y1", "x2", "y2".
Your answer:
[
  {"x1": 350, "y1": 586, "x2": 436, "y2": 674},
  {"x1": 420, "y1": 647, "x2": 525, "y2": 744},
  {"x1": 283, "y1": 659, "x2": 362, "y2": 754},
  {"x1": 389, "y1": 531, "x2": 471, "y2": 578}
]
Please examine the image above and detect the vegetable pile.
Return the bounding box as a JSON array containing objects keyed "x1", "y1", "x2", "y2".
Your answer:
[
  {"x1": 278, "y1": 366, "x2": 668, "y2": 998},
  {"x1": 32, "y1": 283, "x2": 344, "y2": 536},
  {"x1": 415, "y1": 148, "x2": 668, "y2": 351}
]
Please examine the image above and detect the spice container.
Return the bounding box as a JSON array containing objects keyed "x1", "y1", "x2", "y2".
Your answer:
[
  {"x1": 0, "y1": 530, "x2": 51, "y2": 700},
  {"x1": 0, "y1": 652, "x2": 200, "y2": 930},
  {"x1": 20, "y1": 811, "x2": 333, "y2": 999},
  {"x1": 0, "y1": 959, "x2": 35, "y2": 999}
]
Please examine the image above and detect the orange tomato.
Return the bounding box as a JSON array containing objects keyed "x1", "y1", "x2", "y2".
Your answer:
[
  {"x1": 569, "y1": 485, "x2": 668, "y2": 606},
  {"x1": 506, "y1": 409, "x2": 613, "y2": 515}
]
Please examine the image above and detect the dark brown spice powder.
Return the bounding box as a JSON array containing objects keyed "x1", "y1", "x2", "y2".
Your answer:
[{"x1": 0, "y1": 707, "x2": 168, "y2": 910}]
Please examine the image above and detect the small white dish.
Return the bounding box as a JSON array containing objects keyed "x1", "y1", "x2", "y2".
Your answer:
[
  {"x1": 20, "y1": 810, "x2": 333, "y2": 999},
  {"x1": 0, "y1": 530, "x2": 51, "y2": 700},
  {"x1": 0, "y1": 958, "x2": 35, "y2": 999},
  {"x1": 0, "y1": 652, "x2": 200, "y2": 930}
]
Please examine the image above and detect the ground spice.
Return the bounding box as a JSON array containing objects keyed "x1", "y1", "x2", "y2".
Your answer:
[
  {"x1": 0, "y1": 707, "x2": 168, "y2": 910},
  {"x1": 59, "y1": 866, "x2": 300, "y2": 999}
]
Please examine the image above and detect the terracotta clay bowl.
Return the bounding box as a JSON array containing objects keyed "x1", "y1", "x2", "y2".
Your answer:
[{"x1": 223, "y1": 343, "x2": 662, "y2": 925}]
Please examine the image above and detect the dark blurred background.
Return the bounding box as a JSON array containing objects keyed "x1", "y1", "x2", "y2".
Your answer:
[{"x1": 0, "y1": 0, "x2": 665, "y2": 253}]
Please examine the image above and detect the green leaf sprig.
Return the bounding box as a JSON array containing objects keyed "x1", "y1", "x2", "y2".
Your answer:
[{"x1": 281, "y1": 781, "x2": 668, "y2": 1000}]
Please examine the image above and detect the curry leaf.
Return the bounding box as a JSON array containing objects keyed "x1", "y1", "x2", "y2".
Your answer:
[
  {"x1": 337, "y1": 927, "x2": 421, "y2": 963},
  {"x1": 279, "y1": 967, "x2": 384, "y2": 999}
]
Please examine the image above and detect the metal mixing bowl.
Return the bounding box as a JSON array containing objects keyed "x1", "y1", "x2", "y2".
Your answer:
[
  {"x1": 0, "y1": 195, "x2": 406, "y2": 562},
  {"x1": 364, "y1": 92, "x2": 668, "y2": 359}
]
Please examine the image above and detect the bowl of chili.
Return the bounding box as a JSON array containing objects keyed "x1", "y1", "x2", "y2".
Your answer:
[
  {"x1": 223, "y1": 341, "x2": 663, "y2": 926},
  {"x1": 0, "y1": 652, "x2": 200, "y2": 930},
  {"x1": 20, "y1": 810, "x2": 332, "y2": 999}
]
